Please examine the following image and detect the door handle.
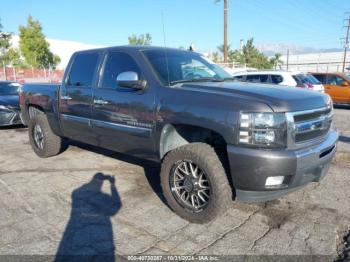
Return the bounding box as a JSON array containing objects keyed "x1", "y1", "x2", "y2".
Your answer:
[
  {"x1": 61, "y1": 95, "x2": 72, "y2": 100},
  {"x1": 94, "y1": 99, "x2": 109, "y2": 105}
]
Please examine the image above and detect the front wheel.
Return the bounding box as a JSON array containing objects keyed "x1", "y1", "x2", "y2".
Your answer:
[
  {"x1": 28, "y1": 115, "x2": 65, "y2": 158},
  {"x1": 160, "y1": 143, "x2": 232, "y2": 223}
]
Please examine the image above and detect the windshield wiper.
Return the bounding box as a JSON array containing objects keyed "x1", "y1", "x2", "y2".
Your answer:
[{"x1": 169, "y1": 77, "x2": 225, "y2": 85}]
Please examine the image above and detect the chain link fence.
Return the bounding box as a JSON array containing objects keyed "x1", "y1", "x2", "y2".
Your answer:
[{"x1": 0, "y1": 67, "x2": 64, "y2": 83}]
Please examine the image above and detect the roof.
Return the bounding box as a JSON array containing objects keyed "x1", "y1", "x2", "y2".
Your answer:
[
  {"x1": 233, "y1": 70, "x2": 307, "y2": 76},
  {"x1": 309, "y1": 72, "x2": 348, "y2": 76},
  {"x1": 73, "y1": 45, "x2": 194, "y2": 54}
]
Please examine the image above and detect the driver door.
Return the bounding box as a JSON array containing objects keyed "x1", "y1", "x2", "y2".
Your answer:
[{"x1": 91, "y1": 51, "x2": 156, "y2": 159}]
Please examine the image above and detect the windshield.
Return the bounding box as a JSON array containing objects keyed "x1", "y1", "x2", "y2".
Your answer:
[
  {"x1": 306, "y1": 74, "x2": 322, "y2": 84},
  {"x1": 143, "y1": 49, "x2": 232, "y2": 86},
  {"x1": 0, "y1": 82, "x2": 20, "y2": 95},
  {"x1": 293, "y1": 74, "x2": 321, "y2": 85}
]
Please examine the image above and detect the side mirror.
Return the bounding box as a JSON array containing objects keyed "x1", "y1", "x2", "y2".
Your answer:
[
  {"x1": 116, "y1": 71, "x2": 146, "y2": 90},
  {"x1": 340, "y1": 81, "x2": 349, "y2": 87}
]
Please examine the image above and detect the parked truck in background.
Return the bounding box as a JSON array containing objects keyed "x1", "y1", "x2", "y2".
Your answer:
[{"x1": 20, "y1": 46, "x2": 338, "y2": 223}]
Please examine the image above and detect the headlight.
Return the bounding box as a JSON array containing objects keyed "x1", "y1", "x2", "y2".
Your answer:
[
  {"x1": 239, "y1": 112, "x2": 287, "y2": 148},
  {"x1": 0, "y1": 105, "x2": 12, "y2": 112}
]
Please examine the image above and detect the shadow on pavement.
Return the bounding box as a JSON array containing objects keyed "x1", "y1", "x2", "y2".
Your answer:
[
  {"x1": 55, "y1": 172, "x2": 121, "y2": 261},
  {"x1": 70, "y1": 141, "x2": 165, "y2": 204},
  {"x1": 339, "y1": 135, "x2": 350, "y2": 144},
  {"x1": 334, "y1": 104, "x2": 350, "y2": 110},
  {"x1": 0, "y1": 124, "x2": 26, "y2": 131}
]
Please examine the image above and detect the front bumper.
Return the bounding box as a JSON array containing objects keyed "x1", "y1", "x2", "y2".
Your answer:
[
  {"x1": 227, "y1": 129, "x2": 338, "y2": 202},
  {"x1": 0, "y1": 110, "x2": 22, "y2": 126}
]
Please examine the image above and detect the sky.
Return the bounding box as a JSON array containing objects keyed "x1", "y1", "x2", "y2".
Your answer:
[{"x1": 0, "y1": 0, "x2": 348, "y2": 53}]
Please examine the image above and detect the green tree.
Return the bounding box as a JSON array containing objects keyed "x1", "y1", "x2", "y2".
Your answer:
[
  {"x1": 217, "y1": 44, "x2": 231, "y2": 56},
  {"x1": 0, "y1": 19, "x2": 12, "y2": 65},
  {"x1": 128, "y1": 33, "x2": 152, "y2": 45},
  {"x1": 229, "y1": 38, "x2": 272, "y2": 69},
  {"x1": 211, "y1": 51, "x2": 221, "y2": 63},
  {"x1": 6, "y1": 48, "x2": 26, "y2": 68},
  {"x1": 19, "y1": 16, "x2": 60, "y2": 68}
]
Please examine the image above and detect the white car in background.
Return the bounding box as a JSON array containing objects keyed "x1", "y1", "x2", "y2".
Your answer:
[
  {"x1": 222, "y1": 67, "x2": 257, "y2": 75},
  {"x1": 232, "y1": 70, "x2": 325, "y2": 93}
]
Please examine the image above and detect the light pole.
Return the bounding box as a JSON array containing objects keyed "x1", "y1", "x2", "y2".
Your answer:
[{"x1": 223, "y1": 0, "x2": 228, "y2": 64}]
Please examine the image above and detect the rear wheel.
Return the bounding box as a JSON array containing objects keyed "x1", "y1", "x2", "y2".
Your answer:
[
  {"x1": 160, "y1": 143, "x2": 232, "y2": 223},
  {"x1": 28, "y1": 115, "x2": 65, "y2": 158}
]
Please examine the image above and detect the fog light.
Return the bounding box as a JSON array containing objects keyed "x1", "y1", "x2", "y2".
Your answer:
[{"x1": 265, "y1": 176, "x2": 284, "y2": 187}]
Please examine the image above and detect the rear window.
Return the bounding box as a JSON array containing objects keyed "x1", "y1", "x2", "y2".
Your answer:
[
  {"x1": 271, "y1": 75, "x2": 283, "y2": 84},
  {"x1": 67, "y1": 52, "x2": 99, "y2": 87},
  {"x1": 292, "y1": 74, "x2": 320, "y2": 86}
]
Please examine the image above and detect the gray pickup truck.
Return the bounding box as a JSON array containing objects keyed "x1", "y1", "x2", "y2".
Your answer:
[{"x1": 20, "y1": 46, "x2": 338, "y2": 223}]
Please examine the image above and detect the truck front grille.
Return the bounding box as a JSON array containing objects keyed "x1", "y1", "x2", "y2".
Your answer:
[
  {"x1": 295, "y1": 129, "x2": 329, "y2": 143},
  {"x1": 293, "y1": 107, "x2": 331, "y2": 122},
  {"x1": 286, "y1": 106, "x2": 333, "y2": 149}
]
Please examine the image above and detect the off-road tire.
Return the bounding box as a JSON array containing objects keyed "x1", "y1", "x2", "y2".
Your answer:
[
  {"x1": 160, "y1": 143, "x2": 232, "y2": 223},
  {"x1": 28, "y1": 114, "x2": 64, "y2": 158}
]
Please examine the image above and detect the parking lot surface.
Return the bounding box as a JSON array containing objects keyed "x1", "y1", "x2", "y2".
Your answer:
[{"x1": 0, "y1": 108, "x2": 349, "y2": 260}]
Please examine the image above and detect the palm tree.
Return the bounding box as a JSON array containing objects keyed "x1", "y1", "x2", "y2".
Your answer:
[{"x1": 270, "y1": 53, "x2": 283, "y2": 69}]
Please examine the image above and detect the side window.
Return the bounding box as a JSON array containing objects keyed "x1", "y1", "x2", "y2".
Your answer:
[
  {"x1": 313, "y1": 74, "x2": 325, "y2": 84},
  {"x1": 67, "y1": 53, "x2": 99, "y2": 87},
  {"x1": 259, "y1": 75, "x2": 269, "y2": 83},
  {"x1": 326, "y1": 75, "x2": 345, "y2": 85},
  {"x1": 246, "y1": 75, "x2": 260, "y2": 83},
  {"x1": 271, "y1": 75, "x2": 283, "y2": 84},
  {"x1": 233, "y1": 75, "x2": 245, "y2": 82},
  {"x1": 101, "y1": 52, "x2": 141, "y2": 89}
]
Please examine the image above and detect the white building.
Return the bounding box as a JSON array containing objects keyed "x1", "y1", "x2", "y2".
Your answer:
[
  {"x1": 10, "y1": 35, "x2": 104, "y2": 69},
  {"x1": 279, "y1": 51, "x2": 349, "y2": 73}
]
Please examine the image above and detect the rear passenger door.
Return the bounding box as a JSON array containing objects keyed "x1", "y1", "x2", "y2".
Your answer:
[
  {"x1": 91, "y1": 51, "x2": 156, "y2": 159},
  {"x1": 59, "y1": 51, "x2": 101, "y2": 144}
]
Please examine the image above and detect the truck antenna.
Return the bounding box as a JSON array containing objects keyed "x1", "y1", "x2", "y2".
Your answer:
[{"x1": 161, "y1": 11, "x2": 170, "y2": 86}]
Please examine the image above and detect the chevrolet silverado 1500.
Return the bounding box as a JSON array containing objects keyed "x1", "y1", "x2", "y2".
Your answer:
[{"x1": 20, "y1": 46, "x2": 338, "y2": 223}]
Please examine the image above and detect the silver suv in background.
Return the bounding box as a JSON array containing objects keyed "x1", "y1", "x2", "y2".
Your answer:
[{"x1": 232, "y1": 70, "x2": 325, "y2": 93}]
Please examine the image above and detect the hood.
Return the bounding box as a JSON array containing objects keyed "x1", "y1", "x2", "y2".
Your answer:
[
  {"x1": 179, "y1": 82, "x2": 330, "y2": 112},
  {"x1": 0, "y1": 95, "x2": 20, "y2": 108}
]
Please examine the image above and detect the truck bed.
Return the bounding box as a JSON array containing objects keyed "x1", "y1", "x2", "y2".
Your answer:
[{"x1": 20, "y1": 83, "x2": 60, "y2": 126}]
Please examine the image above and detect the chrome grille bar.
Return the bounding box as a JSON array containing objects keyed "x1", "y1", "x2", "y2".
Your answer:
[{"x1": 286, "y1": 106, "x2": 333, "y2": 149}]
